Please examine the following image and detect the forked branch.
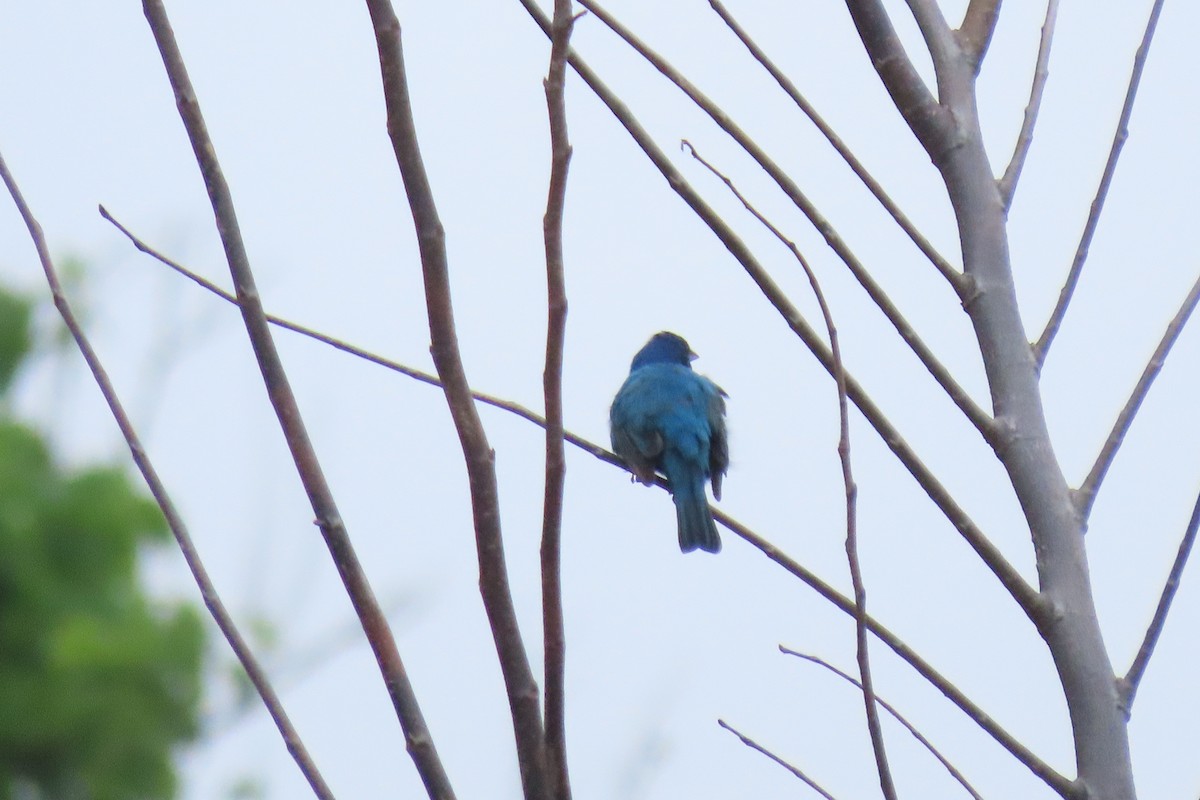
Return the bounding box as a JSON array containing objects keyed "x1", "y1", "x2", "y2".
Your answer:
[
  {"x1": 2, "y1": 150, "x2": 337, "y2": 800},
  {"x1": 957, "y1": 0, "x2": 1003, "y2": 69},
  {"x1": 141, "y1": 3, "x2": 454, "y2": 796}
]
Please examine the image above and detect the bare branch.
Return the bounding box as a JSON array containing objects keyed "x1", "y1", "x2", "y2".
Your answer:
[
  {"x1": 1, "y1": 152, "x2": 336, "y2": 800},
  {"x1": 707, "y1": 0, "x2": 962, "y2": 286},
  {"x1": 1033, "y1": 0, "x2": 1167, "y2": 367},
  {"x1": 842, "y1": 0, "x2": 956, "y2": 158},
  {"x1": 540, "y1": 2, "x2": 575, "y2": 798},
  {"x1": 100, "y1": 206, "x2": 623, "y2": 470},
  {"x1": 781, "y1": 648, "x2": 985, "y2": 800},
  {"x1": 103, "y1": 212, "x2": 1068, "y2": 793},
  {"x1": 713, "y1": 512, "x2": 1070, "y2": 796},
  {"x1": 139, "y1": 3, "x2": 454, "y2": 797},
  {"x1": 717, "y1": 720, "x2": 840, "y2": 800},
  {"x1": 684, "y1": 141, "x2": 896, "y2": 800},
  {"x1": 360, "y1": 2, "x2": 548, "y2": 797},
  {"x1": 575, "y1": 0, "x2": 996, "y2": 446},
  {"x1": 957, "y1": 0, "x2": 1003, "y2": 69},
  {"x1": 1078, "y1": 269, "x2": 1200, "y2": 519},
  {"x1": 1120, "y1": 488, "x2": 1200, "y2": 713},
  {"x1": 998, "y1": 0, "x2": 1058, "y2": 210},
  {"x1": 904, "y1": 0, "x2": 957, "y2": 80},
  {"x1": 518, "y1": 0, "x2": 1036, "y2": 619}
]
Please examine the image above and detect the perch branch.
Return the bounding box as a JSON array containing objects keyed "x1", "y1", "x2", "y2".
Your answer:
[
  {"x1": 707, "y1": 0, "x2": 961, "y2": 286},
  {"x1": 998, "y1": 0, "x2": 1058, "y2": 210},
  {"x1": 685, "y1": 141, "x2": 896, "y2": 800},
  {"x1": 140, "y1": 3, "x2": 454, "y2": 797},
  {"x1": 1120, "y1": 487, "x2": 1200, "y2": 713},
  {"x1": 579, "y1": 0, "x2": 993, "y2": 444},
  {"x1": 782, "y1": 648, "x2": 985, "y2": 800},
  {"x1": 1077, "y1": 268, "x2": 1200, "y2": 520},
  {"x1": 1034, "y1": 0, "x2": 1167, "y2": 367},
  {"x1": 717, "y1": 720, "x2": 839, "y2": 800},
  {"x1": 1, "y1": 151, "x2": 336, "y2": 800},
  {"x1": 361, "y1": 2, "x2": 548, "y2": 797},
  {"x1": 105, "y1": 215, "x2": 1068, "y2": 793},
  {"x1": 519, "y1": 0, "x2": 1036, "y2": 618},
  {"x1": 540, "y1": 2, "x2": 576, "y2": 798}
]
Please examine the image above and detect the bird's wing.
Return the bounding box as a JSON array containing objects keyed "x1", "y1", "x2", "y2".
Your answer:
[{"x1": 705, "y1": 379, "x2": 729, "y2": 500}]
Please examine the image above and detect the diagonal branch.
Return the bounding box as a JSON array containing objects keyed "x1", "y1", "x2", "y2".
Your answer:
[
  {"x1": 140, "y1": 4, "x2": 455, "y2": 797},
  {"x1": 707, "y1": 0, "x2": 962, "y2": 287},
  {"x1": 573, "y1": 0, "x2": 994, "y2": 445},
  {"x1": 103, "y1": 216, "x2": 1067, "y2": 793},
  {"x1": 1077, "y1": 268, "x2": 1200, "y2": 519},
  {"x1": 718, "y1": 720, "x2": 840, "y2": 800},
  {"x1": 1, "y1": 151, "x2": 336, "y2": 800},
  {"x1": 1033, "y1": 0, "x2": 1167, "y2": 368},
  {"x1": 957, "y1": 0, "x2": 1004, "y2": 69},
  {"x1": 519, "y1": 0, "x2": 1036, "y2": 619},
  {"x1": 1119, "y1": 487, "x2": 1200, "y2": 713},
  {"x1": 781, "y1": 648, "x2": 985, "y2": 800},
  {"x1": 360, "y1": 2, "x2": 548, "y2": 798},
  {"x1": 904, "y1": 0, "x2": 957, "y2": 82},
  {"x1": 718, "y1": 510, "x2": 1072, "y2": 795},
  {"x1": 685, "y1": 142, "x2": 896, "y2": 800},
  {"x1": 998, "y1": 0, "x2": 1058, "y2": 210},
  {"x1": 842, "y1": 0, "x2": 956, "y2": 159},
  {"x1": 539, "y1": 2, "x2": 576, "y2": 798}
]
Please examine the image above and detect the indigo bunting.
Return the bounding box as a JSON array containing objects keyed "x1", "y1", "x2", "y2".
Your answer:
[{"x1": 610, "y1": 332, "x2": 729, "y2": 553}]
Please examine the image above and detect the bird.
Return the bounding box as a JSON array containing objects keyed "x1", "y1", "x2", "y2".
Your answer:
[{"x1": 610, "y1": 331, "x2": 728, "y2": 553}]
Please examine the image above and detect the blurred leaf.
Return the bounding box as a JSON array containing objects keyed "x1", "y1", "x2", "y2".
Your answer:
[{"x1": 0, "y1": 288, "x2": 32, "y2": 396}]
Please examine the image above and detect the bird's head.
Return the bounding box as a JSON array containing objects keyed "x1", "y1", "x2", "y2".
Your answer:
[{"x1": 630, "y1": 331, "x2": 697, "y2": 370}]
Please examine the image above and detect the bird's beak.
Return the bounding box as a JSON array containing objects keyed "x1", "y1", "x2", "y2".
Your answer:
[{"x1": 688, "y1": 350, "x2": 699, "y2": 362}]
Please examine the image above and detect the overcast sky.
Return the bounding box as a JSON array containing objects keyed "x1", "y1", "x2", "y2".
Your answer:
[{"x1": 2, "y1": 1, "x2": 1198, "y2": 798}]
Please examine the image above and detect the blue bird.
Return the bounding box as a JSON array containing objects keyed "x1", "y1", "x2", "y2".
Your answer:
[{"x1": 610, "y1": 332, "x2": 729, "y2": 553}]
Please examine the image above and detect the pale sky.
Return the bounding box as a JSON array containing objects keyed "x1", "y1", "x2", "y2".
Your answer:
[{"x1": 1, "y1": 1, "x2": 1197, "y2": 798}]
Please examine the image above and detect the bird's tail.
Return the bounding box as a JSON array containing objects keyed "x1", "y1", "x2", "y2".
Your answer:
[{"x1": 669, "y1": 467, "x2": 721, "y2": 554}]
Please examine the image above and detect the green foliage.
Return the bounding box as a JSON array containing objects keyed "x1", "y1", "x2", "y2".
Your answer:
[
  {"x1": 0, "y1": 285, "x2": 204, "y2": 799},
  {"x1": 0, "y1": 288, "x2": 32, "y2": 395}
]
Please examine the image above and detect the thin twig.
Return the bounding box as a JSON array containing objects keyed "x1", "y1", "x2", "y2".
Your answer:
[
  {"x1": 957, "y1": 0, "x2": 1003, "y2": 68},
  {"x1": 1077, "y1": 268, "x2": 1200, "y2": 519},
  {"x1": 1034, "y1": 0, "x2": 1167, "y2": 367},
  {"x1": 707, "y1": 0, "x2": 961, "y2": 285},
  {"x1": 684, "y1": 141, "x2": 896, "y2": 800},
  {"x1": 100, "y1": 206, "x2": 621, "y2": 469},
  {"x1": 578, "y1": 0, "x2": 995, "y2": 446},
  {"x1": 518, "y1": 0, "x2": 1038, "y2": 620},
  {"x1": 361, "y1": 2, "x2": 548, "y2": 798},
  {"x1": 1, "y1": 151, "x2": 336, "y2": 800},
  {"x1": 540, "y1": 2, "x2": 575, "y2": 799},
  {"x1": 781, "y1": 648, "x2": 985, "y2": 800},
  {"x1": 999, "y1": 0, "x2": 1059, "y2": 210},
  {"x1": 717, "y1": 511, "x2": 1073, "y2": 796},
  {"x1": 140, "y1": 3, "x2": 454, "y2": 797},
  {"x1": 1120, "y1": 487, "x2": 1200, "y2": 713},
  {"x1": 102, "y1": 216, "x2": 1069, "y2": 793},
  {"x1": 717, "y1": 720, "x2": 839, "y2": 800}
]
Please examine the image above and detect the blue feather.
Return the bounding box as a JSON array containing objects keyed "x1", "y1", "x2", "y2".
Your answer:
[{"x1": 610, "y1": 332, "x2": 728, "y2": 553}]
